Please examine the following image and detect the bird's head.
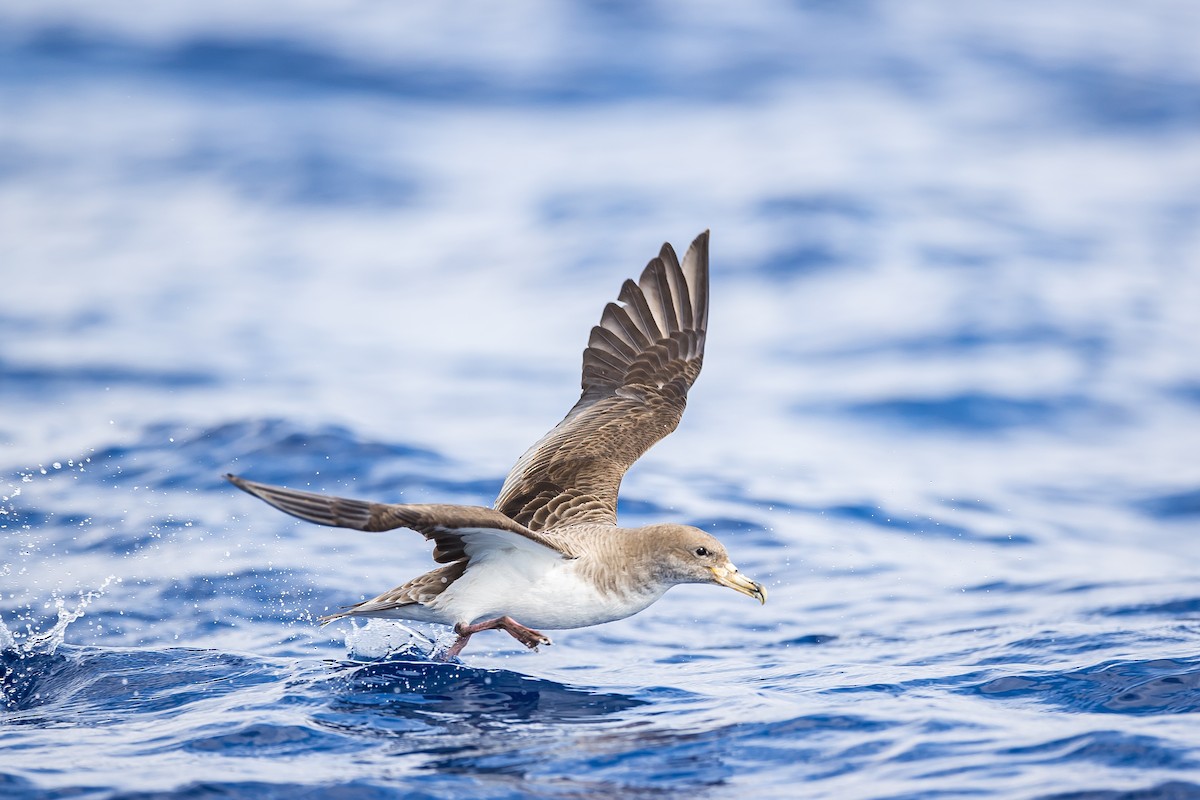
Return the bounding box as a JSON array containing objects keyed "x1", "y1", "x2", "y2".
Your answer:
[{"x1": 644, "y1": 524, "x2": 767, "y2": 604}]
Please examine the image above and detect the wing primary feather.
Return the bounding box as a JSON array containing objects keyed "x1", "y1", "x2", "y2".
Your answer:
[
  {"x1": 659, "y1": 242, "x2": 692, "y2": 329},
  {"x1": 681, "y1": 230, "x2": 709, "y2": 332},
  {"x1": 617, "y1": 277, "x2": 664, "y2": 341},
  {"x1": 225, "y1": 474, "x2": 570, "y2": 559},
  {"x1": 641, "y1": 257, "x2": 679, "y2": 334},
  {"x1": 600, "y1": 302, "x2": 651, "y2": 350}
]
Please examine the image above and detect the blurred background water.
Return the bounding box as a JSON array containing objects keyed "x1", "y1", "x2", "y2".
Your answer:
[{"x1": 2, "y1": 2, "x2": 1200, "y2": 798}]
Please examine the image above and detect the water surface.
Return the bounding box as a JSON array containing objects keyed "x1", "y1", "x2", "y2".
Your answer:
[{"x1": 3, "y1": 3, "x2": 1200, "y2": 798}]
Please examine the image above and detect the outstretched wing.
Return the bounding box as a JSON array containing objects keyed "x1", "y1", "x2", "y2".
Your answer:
[
  {"x1": 494, "y1": 230, "x2": 709, "y2": 531},
  {"x1": 225, "y1": 474, "x2": 572, "y2": 562}
]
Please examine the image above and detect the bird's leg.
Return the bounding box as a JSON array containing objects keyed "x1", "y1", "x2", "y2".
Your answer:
[
  {"x1": 441, "y1": 628, "x2": 474, "y2": 661},
  {"x1": 441, "y1": 616, "x2": 552, "y2": 660}
]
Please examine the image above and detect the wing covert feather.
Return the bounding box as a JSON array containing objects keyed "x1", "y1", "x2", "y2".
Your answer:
[{"x1": 495, "y1": 231, "x2": 710, "y2": 530}]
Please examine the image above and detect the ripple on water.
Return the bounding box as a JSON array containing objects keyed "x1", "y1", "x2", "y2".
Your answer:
[
  {"x1": 973, "y1": 658, "x2": 1200, "y2": 716},
  {"x1": 829, "y1": 392, "x2": 1127, "y2": 435},
  {"x1": 1, "y1": 645, "x2": 278, "y2": 721},
  {"x1": 1001, "y1": 731, "x2": 1199, "y2": 771},
  {"x1": 1133, "y1": 489, "x2": 1200, "y2": 520}
]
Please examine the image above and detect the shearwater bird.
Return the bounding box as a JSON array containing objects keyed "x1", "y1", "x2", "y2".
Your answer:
[{"x1": 226, "y1": 230, "x2": 765, "y2": 658}]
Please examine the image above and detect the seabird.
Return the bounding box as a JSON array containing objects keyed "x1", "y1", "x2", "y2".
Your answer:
[{"x1": 227, "y1": 230, "x2": 766, "y2": 658}]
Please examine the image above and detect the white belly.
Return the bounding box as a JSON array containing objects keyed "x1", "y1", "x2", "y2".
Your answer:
[{"x1": 429, "y1": 556, "x2": 665, "y2": 630}]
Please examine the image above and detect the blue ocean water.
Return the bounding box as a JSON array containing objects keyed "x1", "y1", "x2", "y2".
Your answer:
[{"x1": 3, "y1": 2, "x2": 1200, "y2": 797}]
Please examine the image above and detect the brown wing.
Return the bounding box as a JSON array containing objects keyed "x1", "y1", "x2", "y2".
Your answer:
[
  {"x1": 225, "y1": 474, "x2": 570, "y2": 562},
  {"x1": 494, "y1": 230, "x2": 709, "y2": 530}
]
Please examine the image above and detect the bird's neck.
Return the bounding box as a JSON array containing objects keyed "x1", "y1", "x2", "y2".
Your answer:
[{"x1": 575, "y1": 527, "x2": 673, "y2": 600}]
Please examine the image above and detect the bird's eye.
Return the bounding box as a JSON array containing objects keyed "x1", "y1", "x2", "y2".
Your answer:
[{"x1": 694, "y1": 547, "x2": 710, "y2": 557}]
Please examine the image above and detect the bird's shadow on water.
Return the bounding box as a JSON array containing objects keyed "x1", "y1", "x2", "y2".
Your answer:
[{"x1": 317, "y1": 649, "x2": 649, "y2": 732}]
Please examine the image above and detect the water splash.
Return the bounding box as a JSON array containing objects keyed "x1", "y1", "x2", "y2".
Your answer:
[
  {"x1": 3, "y1": 575, "x2": 120, "y2": 658},
  {"x1": 342, "y1": 618, "x2": 440, "y2": 661}
]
